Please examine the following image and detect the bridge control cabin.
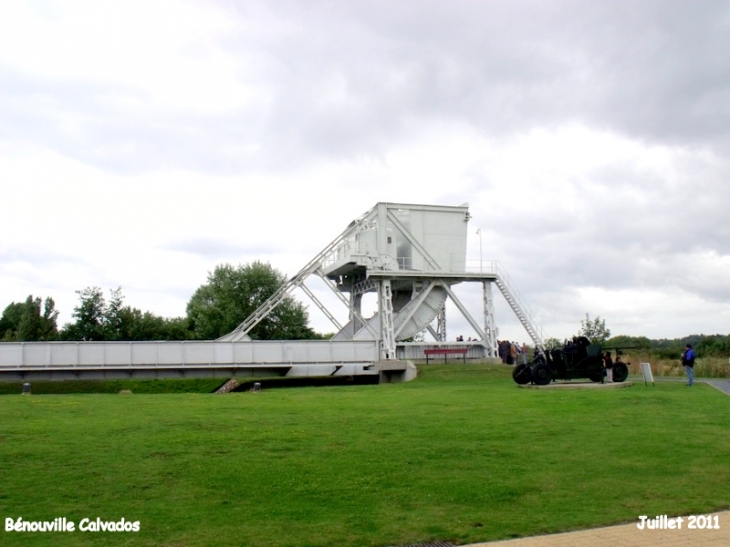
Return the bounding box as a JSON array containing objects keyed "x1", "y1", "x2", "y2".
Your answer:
[{"x1": 320, "y1": 202, "x2": 470, "y2": 280}]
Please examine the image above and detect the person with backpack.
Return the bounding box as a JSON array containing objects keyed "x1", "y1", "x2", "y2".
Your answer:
[{"x1": 681, "y1": 344, "x2": 695, "y2": 386}]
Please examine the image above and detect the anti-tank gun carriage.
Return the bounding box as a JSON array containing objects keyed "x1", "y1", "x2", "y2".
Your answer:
[{"x1": 512, "y1": 336, "x2": 632, "y2": 385}]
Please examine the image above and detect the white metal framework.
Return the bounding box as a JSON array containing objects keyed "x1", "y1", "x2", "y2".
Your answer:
[
  {"x1": 220, "y1": 202, "x2": 544, "y2": 359},
  {"x1": 1, "y1": 202, "x2": 544, "y2": 380}
]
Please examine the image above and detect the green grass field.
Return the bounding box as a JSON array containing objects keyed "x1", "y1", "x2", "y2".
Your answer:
[
  {"x1": 0, "y1": 378, "x2": 227, "y2": 395},
  {"x1": 1, "y1": 364, "x2": 729, "y2": 547}
]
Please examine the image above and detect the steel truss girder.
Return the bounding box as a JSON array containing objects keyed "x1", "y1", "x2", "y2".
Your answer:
[
  {"x1": 436, "y1": 304, "x2": 447, "y2": 341},
  {"x1": 393, "y1": 281, "x2": 434, "y2": 339},
  {"x1": 352, "y1": 277, "x2": 376, "y2": 296},
  {"x1": 313, "y1": 269, "x2": 378, "y2": 338},
  {"x1": 353, "y1": 277, "x2": 412, "y2": 297},
  {"x1": 439, "y1": 282, "x2": 488, "y2": 345},
  {"x1": 296, "y1": 281, "x2": 342, "y2": 332},
  {"x1": 483, "y1": 281, "x2": 498, "y2": 357},
  {"x1": 378, "y1": 279, "x2": 396, "y2": 359}
]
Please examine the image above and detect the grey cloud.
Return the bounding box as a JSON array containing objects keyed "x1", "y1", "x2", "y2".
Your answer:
[
  {"x1": 0, "y1": 67, "x2": 265, "y2": 175},
  {"x1": 243, "y1": 0, "x2": 730, "y2": 160},
  {"x1": 162, "y1": 238, "x2": 281, "y2": 260},
  {"x1": 3, "y1": 1, "x2": 729, "y2": 172}
]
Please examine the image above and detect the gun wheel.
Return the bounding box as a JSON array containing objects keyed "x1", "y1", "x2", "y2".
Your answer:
[
  {"x1": 512, "y1": 364, "x2": 532, "y2": 385},
  {"x1": 613, "y1": 362, "x2": 629, "y2": 382},
  {"x1": 531, "y1": 362, "x2": 552, "y2": 386}
]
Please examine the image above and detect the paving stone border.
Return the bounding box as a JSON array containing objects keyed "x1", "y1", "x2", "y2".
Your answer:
[{"x1": 518, "y1": 381, "x2": 633, "y2": 390}]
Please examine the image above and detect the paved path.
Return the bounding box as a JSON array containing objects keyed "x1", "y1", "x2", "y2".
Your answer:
[
  {"x1": 518, "y1": 377, "x2": 730, "y2": 394},
  {"x1": 463, "y1": 510, "x2": 730, "y2": 547},
  {"x1": 703, "y1": 379, "x2": 730, "y2": 395},
  {"x1": 647, "y1": 377, "x2": 730, "y2": 395}
]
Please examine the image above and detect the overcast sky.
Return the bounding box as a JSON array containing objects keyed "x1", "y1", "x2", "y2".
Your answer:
[{"x1": 2, "y1": 0, "x2": 729, "y2": 343}]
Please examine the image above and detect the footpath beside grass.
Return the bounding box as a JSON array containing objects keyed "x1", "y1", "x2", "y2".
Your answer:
[{"x1": 1, "y1": 364, "x2": 729, "y2": 547}]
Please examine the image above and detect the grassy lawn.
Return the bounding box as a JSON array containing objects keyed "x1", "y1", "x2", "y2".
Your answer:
[
  {"x1": 0, "y1": 378, "x2": 227, "y2": 395},
  {"x1": 1, "y1": 364, "x2": 729, "y2": 547}
]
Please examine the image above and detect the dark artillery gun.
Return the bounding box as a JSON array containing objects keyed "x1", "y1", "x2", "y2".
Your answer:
[{"x1": 512, "y1": 336, "x2": 631, "y2": 385}]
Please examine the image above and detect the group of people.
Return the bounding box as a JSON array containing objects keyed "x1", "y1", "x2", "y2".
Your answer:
[{"x1": 498, "y1": 340, "x2": 530, "y2": 365}]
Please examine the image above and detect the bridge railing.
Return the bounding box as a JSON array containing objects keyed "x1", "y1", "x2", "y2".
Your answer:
[{"x1": 0, "y1": 340, "x2": 379, "y2": 369}]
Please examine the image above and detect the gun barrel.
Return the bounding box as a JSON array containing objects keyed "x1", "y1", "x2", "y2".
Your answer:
[{"x1": 601, "y1": 346, "x2": 637, "y2": 351}]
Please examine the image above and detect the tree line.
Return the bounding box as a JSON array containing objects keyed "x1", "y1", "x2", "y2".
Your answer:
[
  {"x1": 575, "y1": 314, "x2": 730, "y2": 358},
  {"x1": 541, "y1": 314, "x2": 730, "y2": 359},
  {"x1": 604, "y1": 334, "x2": 730, "y2": 359},
  {"x1": 0, "y1": 262, "x2": 321, "y2": 342},
  {"x1": 3, "y1": 278, "x2": 728, "y2": 355}
]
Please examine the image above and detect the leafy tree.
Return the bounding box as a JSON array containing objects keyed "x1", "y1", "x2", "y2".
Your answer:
[
  {"x1": 104, "y1": 287, "x2": 127, "y2": 340},
  {"x1": 0, "y1": 302, "x2": 24, "y2": 341},
  {"x1": 402, "y1": 331, "x2": 426, "y2": 343},
  {"x1": 119, "y1": 308, "x2": 193, "y2": 341},
  {"x1": 576, "y1": 313, "x2": 611, "y2": 345},
  {"x1": 542, "y1": 337, "x2": 563, "y2": 350},
  {"x1": 186, "y1": 261, "x2": 315, "y2": 340},
  {"x1": 61, "y1": 287, "x2": 193, "y2": 341},
  {"x1": 605, "y1": 335, "x2": 652, "y2": 350},
  {"x1": 61, "y1": 287, "x2": 107, "y2": 341},
  {"x1": 0, "y1": 296, "x2": 59, "y2": 341},
  {"x1": 35, "y1": 296, "x2": 60, "y2": 340},
  {"x1": 693, "y1": 334, "x2": 730, "y2": 357}
]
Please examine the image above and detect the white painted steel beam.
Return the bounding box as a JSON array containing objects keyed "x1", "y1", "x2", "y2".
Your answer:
[
  {"x1": 295, "y1": 281, "x2": 343, "y2": 331},
  {"x1": 313, "y1": 269, "x2": 378, "y2": 338},
  {"x1": 483, "y1": 281, "x2": 498, "y2": 357},
  {"x1": 378, "y1": 280, "x2": 396, "y2": 359},
  {"x1": 440, "y1": 282, "x2": 488, "y2": 343},
  {"x1": 436, "y1": 304, "x2": 447, "y2": 342},
  {"x1": 393, "y1": 282, "x2": 434, "y2": 339}
]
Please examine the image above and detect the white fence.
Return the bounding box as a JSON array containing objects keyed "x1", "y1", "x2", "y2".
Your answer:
[{"x1": 0, "y1": 340, "x2": 380, "y2": 370}]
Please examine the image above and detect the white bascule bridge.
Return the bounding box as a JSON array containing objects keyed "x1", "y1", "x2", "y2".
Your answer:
[{"x1": 0, "y1": 202, "x2": 543, "y2": 383}]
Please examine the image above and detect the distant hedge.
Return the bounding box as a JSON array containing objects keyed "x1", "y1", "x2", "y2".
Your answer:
[
  {"x1": 0, "y1": 378, "x2": 227, "y2": 395},
  {"x1": 607, "y1": 333, "x2": 730, "y2": 358}
]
